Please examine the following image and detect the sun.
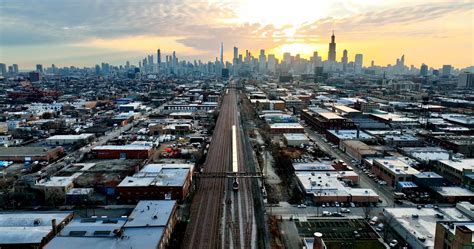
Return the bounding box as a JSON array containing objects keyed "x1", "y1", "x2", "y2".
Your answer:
[{"x1": 270, "y1": 43, "x2": 324, "y2": 59}]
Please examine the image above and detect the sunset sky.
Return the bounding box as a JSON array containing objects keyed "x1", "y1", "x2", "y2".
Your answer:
[{"x1": 0, "y1": 0, "x2": 473, "y2": 69}]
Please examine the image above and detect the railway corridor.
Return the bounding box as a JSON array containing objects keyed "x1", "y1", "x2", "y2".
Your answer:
[{"x1": 183, "y1": 86, "x2": 256, "y2": 249}]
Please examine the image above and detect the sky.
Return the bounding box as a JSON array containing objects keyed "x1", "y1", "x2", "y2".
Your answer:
[{"x1": 0, "y1": 0, "x2": 473, "y2": 69}]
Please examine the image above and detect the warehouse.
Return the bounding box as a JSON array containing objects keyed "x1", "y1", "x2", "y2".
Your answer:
[
  {"x1": 339, "y1": 140, "x2": 381, "y2": 162},
  {"x1": 0, "y1": 146, "x2": 63, "y2": 162},
  {"x1": 269, "y1": 123, "x2": 305, "y2": 134},
  {"x1": 0, "y1": 211, "x2": 73, "y2": 249},
  {"x1": 372, "y1": 157, "x2": 420, "y2": 187},
  {"x1": 92, "y1": 144, "x2": 153, "y2": 159},
  {"x1": 45, "y1": 200, "x2": 177, "y2": 249},
  {"x1": 45, "y1": 134, "x2": 95, "y2": 146},
  {"x1": 296, "y1": 171, "x2": 378, "y2": 204},
  {"x1": 117, "y1": 163, "x2": 194, "y2": 202},
  {"x1": 283, "y1": 133, "x2": 310, "y2": 147}
]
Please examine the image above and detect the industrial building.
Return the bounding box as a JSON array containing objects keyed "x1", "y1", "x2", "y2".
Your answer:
[
  {"x1": 296, "y1": 171, "x2": 378, "y2": 204},
  {"x1": 117, "y1": 163, "x2": 194, "y2": 202},
  {"x1": 371, "y1": 157, "x2": 420, "y2": 187},
  {"x1": 269, "y1": 123, "x2": 305, "y2": 134},
  {"x1": 0, "y1": 211, "x2": 73, "y2": 249},
  {"x1": 45, "y1": 134, "x2": 95, "y2": 146},
  {"x1": 92, "y1": 144, "x2": 153, "y2": 159},
  {"x1": 45, "y1": 200, "x2": 178, "y2": 249},
  {"x1": 433, "y1": 159, "x2": 474, "y2": 189},
  {"x1": 0, "y1": 146, "x2": 63, "y2": 162},
  {"x1": 383, "y1": 207, "x2": 470, "y2": 249},
  {"x1": 434, "y1": 221, "x2": 474, "y2": 249},
  {"x1": 300, "y1": 107, "x2": 355, "y2": 133},
  {"x1": 339, "y1": 140, "x2": 381, "y2": 162},
  {"x1": 283, "y1": 133, "x2": 310, "y2": 147}
]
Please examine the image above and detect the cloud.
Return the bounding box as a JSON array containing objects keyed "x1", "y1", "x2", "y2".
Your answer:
[
  {"x1": 295, "y1": 1, "x2": 473, "y2": 39},
  {"x1": 0, "y1": 0, "x2": 472, "y2": 67}
]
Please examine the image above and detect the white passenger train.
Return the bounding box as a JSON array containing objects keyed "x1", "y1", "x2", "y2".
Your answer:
[{"x1": 232, "y1": 125, "x2": 239, "y2": 191}]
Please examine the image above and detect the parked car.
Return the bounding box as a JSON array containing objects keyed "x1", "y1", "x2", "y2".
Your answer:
[
  {"x1": 297, "y1": 204, "x2": 307, "y2": 208},
  {"x1": 341, "y1": 208, "x2": 351, "y2": 213},
  {"x1": 389, "y1": 240, "x2": 398, "y2": 248}
]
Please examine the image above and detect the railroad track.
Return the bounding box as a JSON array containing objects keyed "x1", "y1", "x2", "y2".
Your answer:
[
  {"x1": 183, "y1": 86, "x2": 235, "y2": 248},
  {"x1": 183, "y1": 85, "x2": 256, "y2": 249}
]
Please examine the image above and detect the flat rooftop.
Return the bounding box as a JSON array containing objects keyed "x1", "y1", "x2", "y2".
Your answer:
[
  {"x1": 437, "y1": 159, "x2": 474, "y2": 172},
  {"x1": 333, "y1": 105, "x2": 361, "y2": 114},
  {"x1": 432, "y1": 187, "x2": 474, "y2": 197},
  {"x1": 0, "y1": 212, "x2": 72, "y2": 245},
  {"x1": 46, "y1": 134, "x2": 94, "y2": 140},
  {"x1": 293, "y1": 162, "x2": 334, "y2": 172},
  {"x1": 269, "y1": 123, "x2": 304, "y2": 129},
  {"x1": 283, "y1": 133, "x2": 309, "y2": 140},
  {"x1": 327, "y1": 129, "x2": 374, "y2": 140},
  {"x1": 124, "y1": 200, "x2": 176, "y2": 227},
  {"x1": 402, "y1": 147, "x2": 450, "y2": 161},
  {"x1": 0, "y1": 146, "x2": 61, "y2": 157},
  {"x1": 319, "y1": 112, "x2": 344, "y2": 120},
  {"x1": 93, "y1": 144, "x2": 152, "y2": 151},
  {"x1": 118, "y1": 163, "x2": 193, "y2": 187},
  {"x1": 373, "y1": 157, "x2": 420, "y2": 175},
  {"x1": 384, "y1": 207, "x2": 470, "y2": 248}
]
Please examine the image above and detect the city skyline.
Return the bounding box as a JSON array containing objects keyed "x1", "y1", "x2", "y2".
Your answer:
[{"x1": 0, "y1": 0, "x2": 473, "y2": 69}]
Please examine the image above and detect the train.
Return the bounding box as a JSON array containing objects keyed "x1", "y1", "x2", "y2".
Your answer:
[{"x1": 232, "y1": 178, "x2": 239, "y2": 191}]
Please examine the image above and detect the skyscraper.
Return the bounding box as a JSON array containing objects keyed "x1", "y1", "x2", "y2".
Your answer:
[
  {"x1": 328, "y1": 31, "x2": 336, "y2": 62},
  {"x1": 36, "y1": 64, "x2": 43, "y2": 73},
  {"x1": 442, "y1": 65, "x2": 452, "y2": 77},
  {"x1": 0, "y1": 63, "x2": 6, "y2": 75},
  {"x1": 267, "y1": 54, "x2": 276, "y2": 74},
  {"x1": 233, "y1": 47, "x2": 238, "y2": 61},
  {"x1": 420, "y1": 64, "x2": 428, "y2": 76},
  {"x1": 283, "y1": 52, "x2": 291, "y2": 64},
  {"x1": 12, "y1": 64, "x2": 18, "y2": 73},
  {"x1": 220, "y1": 42, "x2": 224, "y2": 66},
  {"x1": 172, "y1": 51, "x2": 177, "y2": 73},
  {"x1": 157, "y1": 49, "x2": 161, "y2": 73},
  {"x1": 341, "y1": 49, "x2": 348, "y2": 71},
  {"x1": 458, "y1": 72, "x2": 474, "y2": 89},
  {"x1": 259, "y1": 49, "x2": 266, "y2": 74},
  {"x1": 354, "y1": 54, "x2": 363, "y2": 73}
]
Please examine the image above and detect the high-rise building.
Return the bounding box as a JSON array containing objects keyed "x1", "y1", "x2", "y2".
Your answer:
[
  {"x1": 354, "y1": 54, "x2": 363, "y2": 73},
  {"x1": 267, "y1": 54, "x2": 276, "y2": 74},
  {"x1": 233, "y1": 47, "x2": 238, "y2": 61},
  {"x1": 220, "y1": 42, "x2": 224, "y2": 66},
  {"x1": 442, "y1": 65, "x2": 452, "y2": 77},
  {"x1": 95, "y1": 65, "x2": 101, "y2": 75},
  {"x1": 172, "y1": 51, "x2": 177, "y2": 73},
  {"x1": 29, "y1": 71, "x2": 40, "y2": 82},
  {"x1": 36, "y1": 64, "x2": 43, "y2": 73},
  {"x1": 341, "y1": 49, "x2": 348, "y2": 72},
  {"x1": 259, "y1": 49, "x2": 266, "y2": 74},
  {"x1": 458, "y1": 72, "x2": 474, "y2": 89},
  {"x1": 420, "y1": 64, "x2": 428, "y2": 76},
  {"x1": 328, "y1": 31, "x2": 336, "y2": 62},
  {"x1": 0, "y1": 63, "x2": 6, "y2": 75},
  {"x1": 283, "y1": 52, "x2": 291, "y2": 64},
  {"x1": 12, "y1": 64, "x2": 18, "y2": 73},
  {"x1": 156, "y1": 49, "x2": 161, "y2": 73}
]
